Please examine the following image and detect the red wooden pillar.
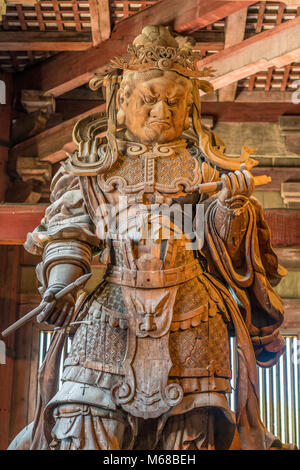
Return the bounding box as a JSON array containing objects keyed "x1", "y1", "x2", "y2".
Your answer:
[
  {"x1": 0, "y1": 72, "x2": 18, "y2": 449},
  {"x1": 0, "y1": 245, "x2": 21, "y2": 449}
]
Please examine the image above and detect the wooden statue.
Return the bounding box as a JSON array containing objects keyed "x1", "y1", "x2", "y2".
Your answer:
[{"x1": 8, "y1": 25, "x2": 292, "y2": 450}]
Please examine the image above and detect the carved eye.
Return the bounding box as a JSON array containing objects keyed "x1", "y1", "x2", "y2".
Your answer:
[
  {"x1": 144, "y1": 96, "x2": 157, "y2": 104},
  {"x1": 167, "y1": 99, "x2": 177, "y2": 106}
]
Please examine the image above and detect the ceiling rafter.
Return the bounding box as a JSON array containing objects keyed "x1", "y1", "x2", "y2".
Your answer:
[
  {"x1": 199, "y1": 15, "x2": 300, "y2": 94},
  {"x1": 218, "y1": 8, "x2": 248, "y2": 101},
  {"x1": 0, "y1": 31, "x2": 92, "y2": 51},
  {"x1": 89, "y1": 0, "x2": 111, "y2": 46},
  {"x1": 13, "y1": 0, "x2": 258, "y2": 96}
]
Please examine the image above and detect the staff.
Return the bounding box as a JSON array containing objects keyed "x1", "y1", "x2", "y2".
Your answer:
[
  {"x1": 1, "y1": 273, "x2": 92, "y2": 337},
  {"x1": 197, "y1": 174, "x2": 271, "y2": 194}
]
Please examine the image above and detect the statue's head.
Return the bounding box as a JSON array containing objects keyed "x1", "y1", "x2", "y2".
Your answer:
[
  {"x1": 116, "y1": 69, "x2": 193, "y2": 144},
  {"x1": 99, "y1": 25, "x2": 214, "y2": 145}
]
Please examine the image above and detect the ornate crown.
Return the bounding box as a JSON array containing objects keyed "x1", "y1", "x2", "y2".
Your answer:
[{"x1": 109, "y1": 25, "x2": 215, "y2": 79}]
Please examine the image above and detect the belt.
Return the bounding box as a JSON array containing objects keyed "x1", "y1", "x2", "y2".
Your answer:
[{"x1": 105, "y1": 261, "x2": 202, "y2": 288}]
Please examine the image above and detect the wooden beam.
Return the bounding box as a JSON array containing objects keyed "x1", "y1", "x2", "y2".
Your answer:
[
  {"x1": 10, "y1": 103, "x2": 106, "y2": 164},
  {"x1": 14, "y1": 0, "x2": 257, "y2": 96},
  {"x1": 234, "y1": 91, "x2": 299, "y2": 103},
  {"x1": 218, "y1": 8, "x2": 247, "y2": 102},
  {"x1": 199, "y1": 16, "x2": 300, "y2": 94},
  {"x1": 89, "y1": 0, "x2": 111, "y2": 47},
  {"x1": 0, "y1": 246, "x2": 21, "y2": 450},
  {"x1": 282, "y1": 299, "x2": 300, "y2": 329},
  {"x1": 0, "y1": 204, "x2": 47, "y2": 245},
  {"x1": 203, "y1": 90, "x2": 300, "y2": 103},
  {"x1": 193, "y1": 30, "x2": 225, "y2": 44},
  {"x1": 9, "y1": 319, "x2": 38, "y2": 443},
  {"x1": 252, "y1": 167, "x2": 300, "y2": 191},
  {"x1": 263, "y1": 209, "x2": 300, "y2": 247},
  {"x1": 6, "y1": 0, "x2": 38, "y2": 3},
  {"x1": 275, "y1": 246, "x2": 300, "y2": 271},
  {"x1": 201, "y1": 101, "x2": 300, "y2": 122},
  {"x1": 172, "y1": 0, "x2": 256, "y2": 34},
  {"x1": 0, "y1": 31, "x2": 92, "y2": 51}
]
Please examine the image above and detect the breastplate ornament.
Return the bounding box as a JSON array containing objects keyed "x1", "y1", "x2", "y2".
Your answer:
[{"x1": 98, "y1": 139, "x2": 202, "y2": 198}]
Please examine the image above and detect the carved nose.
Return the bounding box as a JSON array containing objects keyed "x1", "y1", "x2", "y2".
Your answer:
[
  {"x1": 150, "y1": 101, "x2": 170, "y2": 120},
  {"x1": 139, "y1": 314, "x2": 157, "y2": 332}
]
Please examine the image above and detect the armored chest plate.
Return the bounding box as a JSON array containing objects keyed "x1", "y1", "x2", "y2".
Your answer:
[{"x1": 98, "y1": 140, "x2": 202, "y2": 196}]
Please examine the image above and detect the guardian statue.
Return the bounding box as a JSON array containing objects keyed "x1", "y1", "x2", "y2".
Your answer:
[{"x1": 9, "y1": 26, "x2": 289, "y2": 450}]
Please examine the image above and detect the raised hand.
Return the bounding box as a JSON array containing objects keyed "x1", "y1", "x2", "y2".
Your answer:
[
  {"x1": 37, "y1": 286, "x2": 75, "y2": 328},
  {"x1": 218, "y1": 165, "x2": 254, "y2": 208}
]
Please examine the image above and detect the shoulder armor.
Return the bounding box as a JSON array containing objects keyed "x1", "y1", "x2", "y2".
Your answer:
[{"x1": 62, "y1": 112, "x2": 119, "y2": 176}]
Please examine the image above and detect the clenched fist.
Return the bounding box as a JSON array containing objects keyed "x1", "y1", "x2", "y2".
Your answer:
[
  {"x1": 37, "y1": 286, "x2": 75, "y2": 328},
  {"x1": 218, "y1": 166, "x2": 254, "y2": 208}
]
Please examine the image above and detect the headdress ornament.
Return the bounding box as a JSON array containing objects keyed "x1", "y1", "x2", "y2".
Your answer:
[
  {"x1": 89, "y1": 25, "x2": 215, "y2": 93},
  {"x1": 109, "y1": 25, "x2": 214, "y2": 81}
]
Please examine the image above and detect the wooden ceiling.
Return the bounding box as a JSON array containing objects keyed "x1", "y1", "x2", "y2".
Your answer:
[{"x1": 0, "y1": 0, "x2": 300, "y2": 101}]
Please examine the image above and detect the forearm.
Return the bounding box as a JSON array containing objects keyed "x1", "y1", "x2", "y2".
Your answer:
[
  {"x1": 43, "y1": 240, "x2": 92, "y2": 289},
  {"x1": 47, "y1": 264, "x2": 85, "y2": 289}
]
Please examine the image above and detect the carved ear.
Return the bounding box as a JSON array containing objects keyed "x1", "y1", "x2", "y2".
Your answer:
[
  {"x1": 184, "y1": 110, "x2": 190, "y2": 130},
  {"x1": 116, "y1": 88, "x2": 123, "y2": 111},
  {"x1": 116, "y1": 88, "x2": 127, "y2": 126},
  {"x1": 117, "y1": 108, "x2": 126, "y2": 126}
]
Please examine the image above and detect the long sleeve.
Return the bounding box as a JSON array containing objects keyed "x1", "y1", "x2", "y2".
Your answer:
[
  {"x1": 24, "y1": 166, "x2": 100, "y2": 256},
  {"x1": 203, "y1": 195, "x2": 286, "y2": 367}
]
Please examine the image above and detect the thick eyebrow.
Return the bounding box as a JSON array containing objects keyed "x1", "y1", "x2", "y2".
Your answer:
[
  {"x1": 167, "y1": 91, "x2": 185, "y2": 99},
  {"x1": 139, "y1": 85, "x2": 158, "y2": 97}
]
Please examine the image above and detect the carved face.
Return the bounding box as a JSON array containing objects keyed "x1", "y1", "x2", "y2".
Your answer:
[{"x1": 117, "y1": 71, "x2": 192, "y2": 144}]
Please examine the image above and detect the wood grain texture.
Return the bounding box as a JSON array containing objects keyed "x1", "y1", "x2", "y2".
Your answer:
[
  {"x1": 89, "y1": 0, "x2": 111, "y2": 46},
  {"x1": 218, "y1": 8, "x2": 248, "y2": 102},
  {"x1": 0, "y1": 204, "x2": 47, "y2": 245},
  {"x1": 282, "y1": 299, "x2": 300, "y2": 328},
  {"x1": 0, "y1": 31, "x2": 92, "y2": 51},
  {"x1": 0, "y1": 246, "x2": 21, "y2": 449},
  {"x1": 14, "y1": 0, "x2": 257, "y2": 96},
  {"x1": 251, "y1": 167, "x2": 300, "y2": 191},
  {"x1": 263, "y1": 209, "x2": 300, "y2": 247},
  {"x1": 9, "y1": 103, "x2": 105, "y2": 163},
  {"x1": 199, "y1": 16, "x2": 300, "y2": 93}
]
